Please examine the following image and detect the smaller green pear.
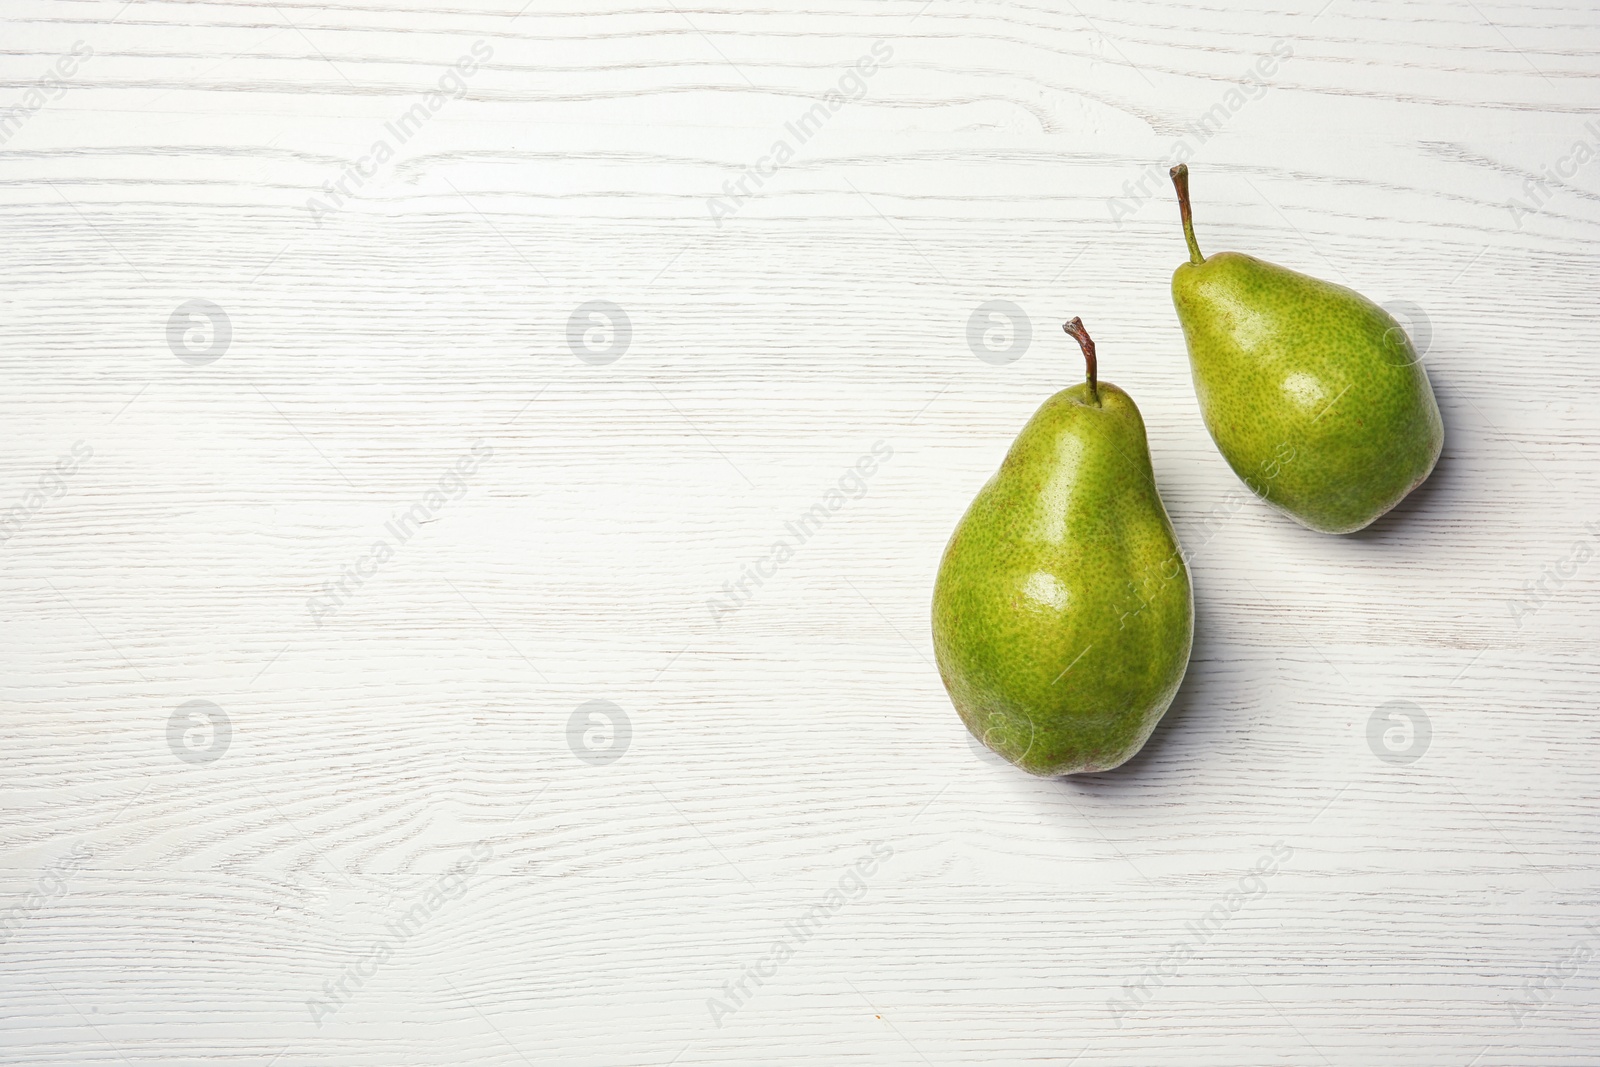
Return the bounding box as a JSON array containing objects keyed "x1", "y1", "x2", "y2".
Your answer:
[
  {"x1": 932, "y1": 319, "x2": 1193, "y2": 776},
  {"x1": 1168, "y1": 164, "x2": 1444, "y2": 535}
]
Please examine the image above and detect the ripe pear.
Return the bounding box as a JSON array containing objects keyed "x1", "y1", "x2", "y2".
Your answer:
[
  {"x1": 932, "y1": 319, "x2": 1193, "y2": 776},
  {"x1": 1167, "y1": 164, "x2": 1443, "y2": 534}
]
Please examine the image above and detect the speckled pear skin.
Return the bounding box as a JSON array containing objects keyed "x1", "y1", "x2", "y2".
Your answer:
[
  {"x1": 931, "y1": 379, "x2": 1193, "y2": 776},
  {"x1": 1168, "y1": 169, "x2": 1443, "y2": 535}
]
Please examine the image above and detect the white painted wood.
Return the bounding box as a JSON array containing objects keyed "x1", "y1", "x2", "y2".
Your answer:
[{"x1": 2, "y1": 0, "x2": 1598, "y2": 1062}]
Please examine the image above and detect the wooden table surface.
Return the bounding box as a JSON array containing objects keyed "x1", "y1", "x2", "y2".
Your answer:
[{"x1": 3, "y1": 1, "x2": 1598, "y2": 1063}]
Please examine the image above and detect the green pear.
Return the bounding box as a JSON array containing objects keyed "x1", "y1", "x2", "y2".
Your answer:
[
  {"x1": 1168, "y1": 164, "x2": 1443, "y2": 534},
  {"x1": 932, "y1": 319, "x2": 1193, "y2": 776}
]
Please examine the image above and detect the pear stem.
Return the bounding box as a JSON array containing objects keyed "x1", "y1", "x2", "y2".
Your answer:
[
  {"x1": 1062, "y1": 317, "x2": 1099, "y2": 406},
  {"x1": 1170, "y1": 163, "x2": 1204, "y2": 265}
]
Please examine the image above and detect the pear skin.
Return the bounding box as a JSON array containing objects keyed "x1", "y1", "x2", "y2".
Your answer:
[
  {"x1": 1168, "y1": 165, "x2": 1443, "y2": 534},
  {"x1": 932, "y1": 320, "x2": 1193, "y2": 776}
]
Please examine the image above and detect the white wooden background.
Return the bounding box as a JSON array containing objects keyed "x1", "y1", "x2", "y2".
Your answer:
[{"x1": 3, "y1": 0, "x2": 1598, "y2": 1063}]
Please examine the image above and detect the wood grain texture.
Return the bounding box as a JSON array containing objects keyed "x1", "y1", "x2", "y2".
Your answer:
[{"x1": 2, "y1": 0, "x2": 1599, "y2": 1063}]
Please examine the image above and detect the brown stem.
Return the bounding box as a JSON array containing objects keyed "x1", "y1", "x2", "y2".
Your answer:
[
  {"x1": 1062, "y1": 317, "x2": 1099, "y2": 406},
  {"x1": 1170, "y1": 163, "x2": 1204, "y2": 265}
]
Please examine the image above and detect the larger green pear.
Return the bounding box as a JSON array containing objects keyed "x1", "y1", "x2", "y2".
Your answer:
[
  {"x1": 1168, "y1": 164, "x2": 1443, "y2": 534},
  {"x1": 932, "y1": 319, "x2": 1193, "y2": 776}
]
